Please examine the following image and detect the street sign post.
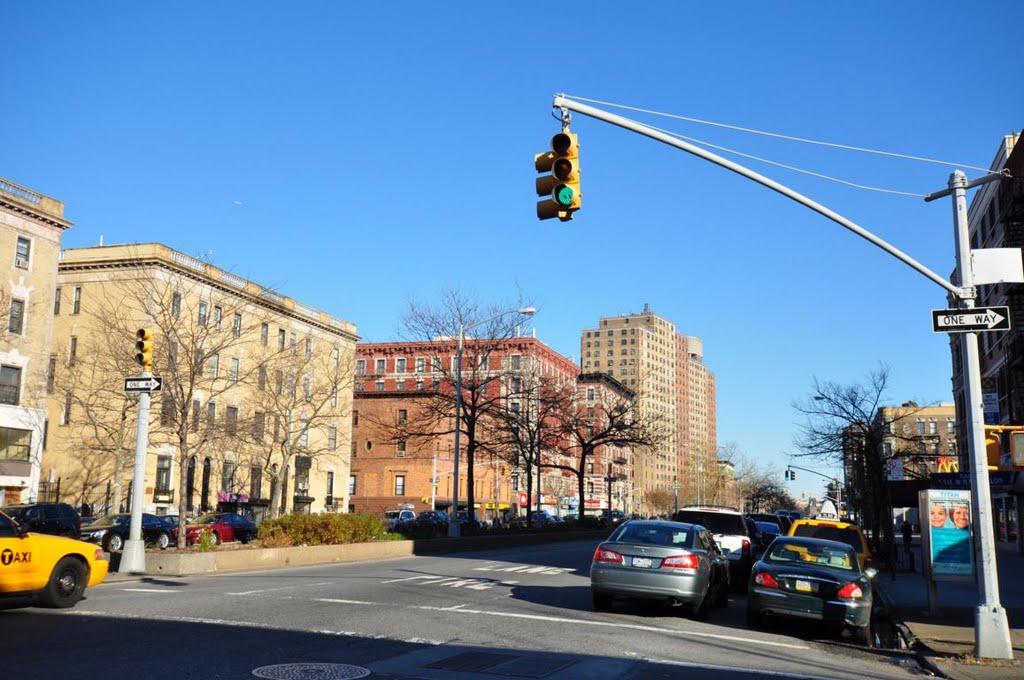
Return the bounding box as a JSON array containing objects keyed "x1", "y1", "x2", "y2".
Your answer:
[
  {"x1": 124, "y1": 376, "x2": 162, "y2": 392},
  {"x1": 932, "y1": 307, "x2": 1010, "y2": 333}
]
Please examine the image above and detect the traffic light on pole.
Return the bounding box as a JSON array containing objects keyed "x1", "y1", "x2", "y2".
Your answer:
[
  {"x1": 535, "y1": 129, "x2": 580, "y2": 221},
  {"x1": 135, "y1": 328, "x2": 154, "y2": 370}
]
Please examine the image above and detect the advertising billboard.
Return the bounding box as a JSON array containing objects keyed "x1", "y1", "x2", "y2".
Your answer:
[{"x1": 919, "y1": 489, "x2": 975, "y2": 581}]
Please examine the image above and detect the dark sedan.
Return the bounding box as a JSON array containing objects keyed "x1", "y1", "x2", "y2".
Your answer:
[
  {"x1": 80, "y1": 513, "x2": 173, "y2": 552},
  {"x1": 747, "y1": 536, "x2": 876, "y2": 644},
  {"x1": 176, "y1": 513, "x2": 258, "y2": 545},
  {"x1": 590, "y1": 520, "x2": 730, "y2": 619}
]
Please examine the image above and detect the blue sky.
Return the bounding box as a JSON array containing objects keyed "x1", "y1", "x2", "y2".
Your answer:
[{"x1": 6, "y1": 2, "x2": 1021, "y2": 501}]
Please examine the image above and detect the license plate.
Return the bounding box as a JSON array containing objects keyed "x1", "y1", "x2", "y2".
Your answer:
[
  {"x1": 795, "y1": 579, "x2": 813, "y2": 592},
  {"x1": 632, "y1": 557, "x2": 653, "y2": 568}
]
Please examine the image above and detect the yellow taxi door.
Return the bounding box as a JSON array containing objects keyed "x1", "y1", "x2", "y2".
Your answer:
[{"x1": 0, "y1": 515, "x2": 38, "y2": 593}]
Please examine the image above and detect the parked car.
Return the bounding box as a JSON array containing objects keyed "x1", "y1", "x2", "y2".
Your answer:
[
  {"x1": 80, "y1": 513, "x2": 174, "y2": 552},
  {"x1": 403, "y1": 511, "x2": 449, "y2": 537},
  {"x1": 748, "y1": 513, "x2": 785, "y2": 532},
  {"x1": 158, "y1": 514, "x2": 181, "y2": 530},
  {"x1": 787, "y1": 518, "x2": 872, "y2": 569},
  {"x1": 747, "y1": 536, "x2": 876, "y2": 645},
  {"x1": 384, "y1": 509, "x2": 416, "y2": 531},
  {"x1": 672, "y1": 506, "x2": 754, "y2": 591},
  {"x1": 590, "y1": 519, "x2": 730, "y2": 619},
  {"x1": 754, "y1": 521, "x2": 782, "y2": 552},
  {"x1": 176, "y1": 513, "x2": 258, "y2": 545},
  {"x1": 1, "y1": 503, "x2": 81, "y2": 539},
  {"x1": 0, "y1": 509, "x2": 109, "y2": 609}
]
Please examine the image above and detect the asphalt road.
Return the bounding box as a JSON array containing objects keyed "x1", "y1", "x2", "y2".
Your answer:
[{"x1": 2, "y1": 539, "x2": 926, "y2": 680}]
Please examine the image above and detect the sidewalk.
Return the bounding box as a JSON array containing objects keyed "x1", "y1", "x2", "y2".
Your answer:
[{"x1": 875, "y1": 538, "x2": 1024, "y2": 679}]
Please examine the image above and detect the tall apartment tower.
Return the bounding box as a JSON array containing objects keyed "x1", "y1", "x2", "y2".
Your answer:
[{"x1": 580, "y1": 304, "x2": 716, "y2": 512}]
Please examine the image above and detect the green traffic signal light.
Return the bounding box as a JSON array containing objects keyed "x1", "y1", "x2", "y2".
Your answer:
[{"x1": 554, "y1": 184, "x2": 575, "y2": 207}]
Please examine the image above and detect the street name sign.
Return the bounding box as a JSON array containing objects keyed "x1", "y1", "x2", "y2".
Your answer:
[
  {"x1": 124, "y1": 377, "x2": 162, "y2": 392},
  {"x1": 931, "y1": 307, "x2": 1010, "y2": 333}
]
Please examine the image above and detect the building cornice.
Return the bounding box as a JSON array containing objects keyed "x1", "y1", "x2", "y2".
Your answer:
[{"x1": 0, "y1": 178, "x2": 73, "y2": 231}]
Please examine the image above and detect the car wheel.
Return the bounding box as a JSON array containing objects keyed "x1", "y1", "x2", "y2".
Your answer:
[
  {"x1": 156, "y1": 532, "x2": 170, "y2": 550},
  {"x1": 239, "y1": 530, "x2": 251, "y2": 544},
  {"x1": 852, "y1": 621, "x2": 872, "y2": 646},
  {"x1": 209, "y1": 531, "x2": 220, "y2": 545},
  {"x1": 592, "y1": 591, "x2": 613, "y2": 612},
  {"x1": 39, "y1": 557, "x2": 87, "y2": 608},
  {"x1": 746, "y1": 606, "x2": 763, "y2": 629},
  {"x1": 105, "y1": 534, "x2": 124, "y2": 552}
]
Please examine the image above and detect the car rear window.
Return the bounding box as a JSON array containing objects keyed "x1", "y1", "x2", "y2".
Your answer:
[
  {"x1": 673, "y1": 511, "x2": 745, "y2": 535},
  {"x1": 613, "y1": 524, "x2": 689, "y2": 547},
  {"x1": 791, "y1": 523, "x2": 866, "y2": 552},
  {"x1": 767, "y1": 541, "x2": 855, "y2": 570}
]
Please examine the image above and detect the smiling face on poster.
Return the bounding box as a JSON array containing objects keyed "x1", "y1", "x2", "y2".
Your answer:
[{"x1": 920, "y1": 489, "x2": 975, "y2": 581}]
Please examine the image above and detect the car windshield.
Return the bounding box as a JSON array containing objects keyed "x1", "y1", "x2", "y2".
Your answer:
[
  {"x1": 767, "y1": 542, "x2": 855, "y2": 570},
  {"x1": 192, "y1": 514, "x2": 221, "y2": 525},
  {"x1": 93, "y1": 514, "x2": 129, "y2": 525},
  {"x1": 613, "y1": 524, "x2": 689, "y2": 547},
  {"x1": 791, "y1": 523, "x2": 866, "y2": 552},
  {"x1": 673, "y1": 511, "x2": 745, "y2": 535}
]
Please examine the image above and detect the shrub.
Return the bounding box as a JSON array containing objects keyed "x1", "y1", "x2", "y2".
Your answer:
[{"x1": 258, "y1": 512, "x2": 386, "y2": 546}]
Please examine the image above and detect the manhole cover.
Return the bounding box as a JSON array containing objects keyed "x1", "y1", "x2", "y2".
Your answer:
[{"x1": 251, "y1": 663, "x2": 370, "y2": 679}]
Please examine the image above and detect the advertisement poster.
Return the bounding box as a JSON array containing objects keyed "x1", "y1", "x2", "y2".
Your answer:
[{"x1": 919, "y1": 489, "x2": 975, "y2": 581}]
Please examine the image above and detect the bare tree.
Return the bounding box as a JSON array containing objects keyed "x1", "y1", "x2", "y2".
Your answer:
[
  {"x1": 792, "y1": 365, "x2": 924, "y2": 563},
  {"x1": 644, "y1": 488, "x2": 675, "y2": 516},
  {"x1": 241, "y1": 336, "x2": 352, "y2": 518},
  {"x1": 394, "y1": 290, "x2": 534, "y2": 520}
]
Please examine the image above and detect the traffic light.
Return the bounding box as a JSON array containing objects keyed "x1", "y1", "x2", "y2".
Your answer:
[
  {"x1": 535, "y1": 129, "x2": 580, "y2": 221},
  {"x1": 135, "y1": 328, "x2": 154, "y2": 370},
  {"x1": 790, "y1": 469, "x2": 796, "y2": 480}
]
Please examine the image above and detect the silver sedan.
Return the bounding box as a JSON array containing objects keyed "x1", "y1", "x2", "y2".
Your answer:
[{"x1": 590, "y1": 520, "x2": 730, "y2": 618}]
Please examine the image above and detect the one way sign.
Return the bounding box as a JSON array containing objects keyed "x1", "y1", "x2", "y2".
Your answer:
[{"x1": 932, "y1": 306, "x2": 1011, "y2": 333}]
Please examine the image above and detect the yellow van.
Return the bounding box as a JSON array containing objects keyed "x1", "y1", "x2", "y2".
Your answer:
[{"x1": 786, "y1": 518, "x2": 873, "y2": 569}]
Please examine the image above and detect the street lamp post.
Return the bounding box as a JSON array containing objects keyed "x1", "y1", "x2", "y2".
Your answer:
[{"x1": 449, "y1": 306, "x2": 535, "y2": 537}]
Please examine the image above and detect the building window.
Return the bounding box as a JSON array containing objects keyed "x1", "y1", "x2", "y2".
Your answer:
[
  {"x1": 332, "y1": 347, "x2": 340, "y2": 368},
  {"x1": 328, "y1": 427, "x2": 337, "y2": 450},
  {"x1": 0, "y1": 366, "x2": 22, "y2": 406},
  {"x1": 253, "y1": 411, "x2": 265, "y2": 441},
  {"x1": 213, "y1": 306, "x2": 223, "y2": 331},
  {"x1": 46, "y1": 355, "x2": 56, "y2": 394},
  {"x1": 290, "y1": 332, "x2": 297, "y2": 353},
  {"x1": 208, "y1": 353, "x2": 219, "y2": 378},
  {"x1": 71, "y1": 286, "x2": 81, "y2": 315},
  {"x1": 587, "y1": 462, "x2": 594, "y2": 474},
  {"x1": 917, "y1": 421, "x2": 925, "y2": 436},
  {"x1": 376, "y1": 358, "x2": 386, "y2": 373},
  {"x1": 61, "y1": 391, "x2": 72, "y2": 424},
  {"x1": 352, "y1": 410, "x2": 359, "y2": 427},
  {"x1": 260, "y1": 322, "x2": 269, "y2": 346},
  {"x1": 221, "y1": 460, "x2": 235, "y2": 493},
  {"x1": 278, "y1": 329, "x2": 286, "y2": 350},
  {"x1": 15, "y1": 237, "x2": 30, "y2": 268},
  {"x1": 396, "y1": 358, "x2": 406, "y2": 373},
  {"x1": 171, "y1": 291, "x2": 181, "y2": 317},
  {"x1": 326, "y1": 471, "x2": 335, "y2": 501},
  {"x1": 397, "y1": 441, "x2": 406, "y2": 457},
  {"x1": 511, "y1": 355, "x2": 521, "y2": 370},
  {"x1": 432, "y1": 357, "x2": 442, "y2": 372},
  {"x1": 331, "y1": 386, "x2": 338, "y2": 407},
  {"x1": 250, "y1": 466, "x2": 263, "y2": 498},
  {"x1": 198, "y1": 301, "x2": 208, "y2": 326},
  {"x1": 356, "y1": 359, "x2": 366, "y2": 375},
  {"x1": 53, "y1": 288, "x2": 61, "y2": 315},
  {"x1": 397, "y1": 409, "x2": 407, "y2": 425},
  {"x1": 229, "y1": 358, "x2": 239, "y2": 383},
  {"x1": 156, "y1": 455, "x2": 172, "y2": 493},
  {"x1": 233, "y1": 313, "x2": 242, "y2": 338},
  {"x1": 416, "y1": 357, "x2": 425, "y2": 373},
  {"x1": 298, "y1": 416, "x2": 309, "y2": 448},
  {"x1": 160, "y1": 393, "x2": 175, "y2": 427},
  {"x1": 395, "y1": 475, "x2": 405, "y2": 496},
  {"x1": 206, "y1": 402, "x2": 217, "y2": 431},
  {"x1": 8, "y1": 299, "x2": 25, "y2": 335},
  {"x1": 275, "y1": 370, "x2": 283, "y2": 395},
  {"x1": 376, "y1": 380, "x2": 385, "y2": 392},
  {"x1": 191, "y1": 399, "x2": 201, "y2": 432},
  {"x1": 258, "y1": 365, "x2": 267, "y2": 390},
  {"x1": 947, "y1": 420, "x2": 955, "y2": 434},
  {"x1": 225, "y1": 406, "x2": 238, "y2": 435},
  {"x1": 929, "y1": 421, "x2": 937, "y2": 435},
  {"x1": 305, "y1": 337, "x2": 313, "y2": 358},
  {"x1": 349, "y1": 475, "x2": 356, "y2": 495},
  {"x1": 396, "y1": 379, "x2": 405, "y2": 391},
  {"x1": 0, "y1": 426, "x2": 32, "y2": 461}
]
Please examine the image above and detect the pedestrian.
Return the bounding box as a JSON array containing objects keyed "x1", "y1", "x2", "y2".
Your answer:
[{"x1": 901, "y1": 519, "x2": 912, "y2": 547}]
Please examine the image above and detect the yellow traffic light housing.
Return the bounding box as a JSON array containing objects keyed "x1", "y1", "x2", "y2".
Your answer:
[
  {"x1": 984, "y1": 424, "x2": 1024, "y2": 469},
  {"x1": 135, "y1": 328, "x2": 154, "y2": 370},
  {"x1": 535, "y1": 130, "x2": 580, "y2": 221}
]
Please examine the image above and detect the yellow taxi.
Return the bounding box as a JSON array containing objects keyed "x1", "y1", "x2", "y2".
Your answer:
[
  {"x1": 1, "y1": 509, "x2": 109, "y2": 608},
  {"x1": 786, "y1": 518, "x2": 873, "y2": 569}
]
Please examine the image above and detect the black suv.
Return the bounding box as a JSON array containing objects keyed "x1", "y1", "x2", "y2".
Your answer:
[{"x1": 1, "y1": 502, "x2": 82, "y2": 539}]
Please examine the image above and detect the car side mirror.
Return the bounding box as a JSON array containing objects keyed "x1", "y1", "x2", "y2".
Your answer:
[
  {"x1": 15, "y1": 522, "x2": 29, "y2": 538},
  {"x1": 864, "y1": 567, "x2": 878, "y2": 579}
]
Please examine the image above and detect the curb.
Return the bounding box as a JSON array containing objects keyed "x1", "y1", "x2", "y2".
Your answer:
[{"x1": 873, "y1": 579, "x2": 949, "y2": 678}]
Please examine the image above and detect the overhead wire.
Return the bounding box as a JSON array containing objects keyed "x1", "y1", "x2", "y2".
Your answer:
[{"x1": 562, "y1": 94, "x2": 994, "y2": 182}]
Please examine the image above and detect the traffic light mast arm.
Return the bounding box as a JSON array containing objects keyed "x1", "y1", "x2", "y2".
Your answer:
[
  {"x1": 550, "y1": 95, "x2": 961, "y2": 297},
  {"x1": 785, "y1": 464, "x2": 840, "y2": 484}
]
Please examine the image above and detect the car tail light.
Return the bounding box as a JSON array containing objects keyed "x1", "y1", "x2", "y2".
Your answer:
[
  {"x1": 754, "y1": 572, "x2": 779, "y2": 588},
  {"x1": 742, "y1": 539, "x2": 751, "y2": 554},
  {"x1": 837, "y1": 582, "x2": 863, "y2": 599},
  {"x1": 593, "y1": 546, "x2": 623, "y2": 563},
  {"x1": 662, "y1": 553, "x2": 699, "y2": 570}
]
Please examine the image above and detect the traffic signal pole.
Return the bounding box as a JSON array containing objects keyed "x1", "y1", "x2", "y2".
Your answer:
[
  {"x1": 119, "y1": 372, "x2": 152, "y2": 574},
  {"x1": 552, "y1": 94, "x2": 1012, "y2": 658}
]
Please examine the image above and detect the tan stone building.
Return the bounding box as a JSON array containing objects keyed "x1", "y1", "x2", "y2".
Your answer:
[
  {"x1": 43, "y1": 243, "x2": 358, "y2": 520},
  {"x1": 878, "y1": 401, "x2": 957, "y2": 480},
  {"x1": 580, "y1": 304, "x2": 717, "y2": 513},
  {"x1": 1, "y1": 178, "x2": 72, "y2": 505}
]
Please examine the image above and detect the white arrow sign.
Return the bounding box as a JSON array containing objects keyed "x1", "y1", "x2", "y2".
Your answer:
[
  {"x1": 931, "y1": 306, "x2": 1011, "y2": 333},
  {"x1": 124, "y1": 377, "x2": 163, "y2": 392}
]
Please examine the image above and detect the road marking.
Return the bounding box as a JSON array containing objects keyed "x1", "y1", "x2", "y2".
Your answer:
[
  {"x1": 314, "y1": 598, "x2": 378, "y2": 606},
  {"x1": 472, "y1": 563, "x2": 570, "y2": 575},
  {"x1": 121, "y1": 588, "x2": 177, "y2": 593},
  {"x1": 226, "y1": 581, "x2": 333, "y2": 596},
  {"x1": 379, "y1": 575, "x2": 497, "y2": 590}
]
